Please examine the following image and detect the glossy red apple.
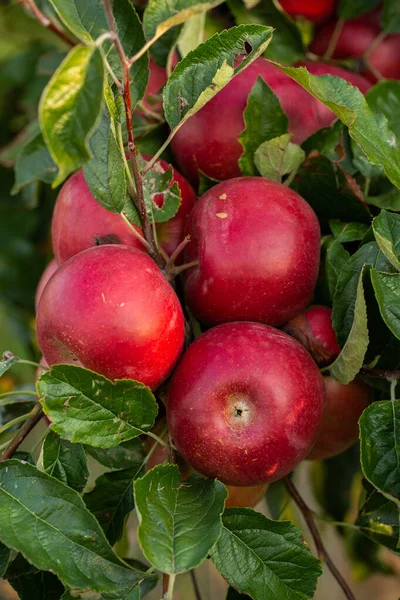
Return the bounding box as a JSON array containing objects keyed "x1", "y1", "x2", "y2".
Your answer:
[
  {"x1": 167, "y1": 322, "x2": 325, "y2": 486},
  {"x1": 36, "y1": 245, "x2": 185, "y2": 390},
  {"x1": 183, "y1": 177, "x2": 320, "y2": 326},
  {"x1": 51, "y1": 162, "x2": 196, "y2": 265},
  {"x1": 280, "y1": 0, "x2": 336, "y2": 22},
  {"x1": 35, "y1": 259, "x2": 58, "y2": 311},
  {"x1": 308, "y1": 376, "x2": 371, "y2": 460},
  {"x1": 284, "y1": 305, "x2": 341, "y2": 367},
  {"x1": 310, "y1": 14, "x2": 400, "y2": 81}
]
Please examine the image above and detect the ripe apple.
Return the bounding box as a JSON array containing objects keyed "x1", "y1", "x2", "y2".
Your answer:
[
  {"x1": 279, "y1": 0, "x2": 336, "y2": 22},
  {"x1": 167, "y1": 322, "x2": 325, "y2": 486},
  {"x1": 183, "y1": 177, "x2": 320, "y2": 326},
  {"x1": 35, "y1": 258, "x2": 58, "y2": 310},
  {"x1": 310, "y1": 13, "x2": 400, "y2": 81},
  {"x1": 284, "y1": 305, "x2": 341, "y2": 367},
  {"x1": 51, "y1": 161, "x2": 196, "y2": 265},
  {"x1": 308, "y1": 376, "x2": 371, "y2": 460},
  {"x1": 36, "y1": 245, "x2": 185, "y2": 390},
  {"x1": 142, "y1": 57, "x2": 168, "y2": 113}
]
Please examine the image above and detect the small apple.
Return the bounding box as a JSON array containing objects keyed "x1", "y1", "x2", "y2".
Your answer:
[
  {"x1": 36, "y1": 245, "x2": 185, "y2": 390},
  {"x1": 183, "y1": 177, "x2": 320, "y2": 326},
  {"x1": 283, "y1": 305, "x2": 340, "y2": 367},
  {"x1": 35, "y1": 259, "x2": 58, "y2": 311},
  {"x1": 308, "y1": 376, "x2": 371, "y2": 460},
  {"x1": 167, "y1": 322, "x2": 325, "y2": 486},
  {"x1": 279, "y1": 0, "x2": 336, "y2": 22},
  {"x1": 51, "y1": 161, "x2": 196, "y2": 265}
]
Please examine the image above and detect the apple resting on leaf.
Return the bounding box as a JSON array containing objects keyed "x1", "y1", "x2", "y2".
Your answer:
[
  {"x1": 167, "y1": 322, "x2": 325, "y2": 486},
  {"x1": 183, "y1": 176, "x2": 320, "y2": 326},
  {"x1": 36, "y1": 245, "x2": 185, "y2": 390}
]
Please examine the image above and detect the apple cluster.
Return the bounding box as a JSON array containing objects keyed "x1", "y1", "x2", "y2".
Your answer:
[{"x1": 35, "y1": 3, "x2": 376, "y2": 504}]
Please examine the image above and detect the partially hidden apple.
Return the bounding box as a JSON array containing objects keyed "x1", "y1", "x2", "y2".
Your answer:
[
  {"x1": 279, "y1": 0, "x2": 336, "y2": 22},
  {"x1": 51, "y1": 161, "x2": 196, "y2": 265},
  {"x1": 36, "y1": 245, "x2": 185, "y2": 390},
  {"x1": 170, "y1": 57, "x2": 370, "y2": 185},
  {"x1": 35, "y1": 258, "x2": 58, "y2": 311},
  {"x1": 308, "y1": 376, "x2": 371, "y2": 460},
  {"x1": 283, "y1": 305, "x2": 341, "y2": 367},
  {"x1": 183, "y1": 177, "x2": 320, "y2": 326},
  {"x1": 167, "y1": 322, "x2": 325, "y2": 486}
]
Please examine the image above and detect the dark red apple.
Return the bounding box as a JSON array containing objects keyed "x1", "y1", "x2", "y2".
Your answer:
[
  {"x1": 36, "y1": 245, "x2": 185, "y2": 390},
  {"x1": 280, "y1": 0, "x2": 336, "y2": 22},
  {"x1": 284, "y1": 305, "x2": 341, "y2": 367},
  {"x1": 35, "y1": 258, "x2": 58, "y2": 311},
  {"x1": 142, "y1": 57, "x2": 168, "y2": 113},
  {"x1": 183, "y1": 177, "x2": 320, "y2": 326},
  {"x1": 51, "y1": 162, "x2": 196, "y2": 265},
  {"x1": 308, "y1": 376, "x2": 371, "y2": 460},
  {"x1": 310, "y1": 14, "x2": 400, "y2": 81},
  {"x1": 167, "y1": 322, "x2": 325, "y2": 486}
]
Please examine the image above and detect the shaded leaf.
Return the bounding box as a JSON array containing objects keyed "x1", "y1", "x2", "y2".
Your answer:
[
  {"x1": 367, "y1": 80, "x2": 400, "y2": 138},
  {"x1": 41, "y1": 429, "x2": 89, "y2": 493},
  {"x1": 338, "y1": 0, "x2": 380, "y2": 20},
  {"x1": 0, "y1": 353, "x2": 20, "y2": 378},
  {"x1": 373, "y1": 210, "x2": 400, "y2": 271},
  {"x1": 381, "y1": 0, "x2": 400, "y2": 34},
  {"x1": 371, "y1": 270, "x2": 400, "y2": 340},
  {"x1": 356, "y1": 489, "x2": 400, "y2": 553},
  {"x1": 329, "y1": 220, "x2": 370, "y2": 243},
  {"x1": 12, "y1": 126, "x2": 57, "y2": 194},
  {"x1": 85, "y1": 438, "x2": 145, "y2": 470},
  {"x1": 5, "y1": 554, "x2": 64, "y2": 600},
  {"x1": 254, "y1": 134, "x2": 305, "y2": 183}
]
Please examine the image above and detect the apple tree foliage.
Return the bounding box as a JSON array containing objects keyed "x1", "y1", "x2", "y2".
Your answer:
[{"x1": 1, "y1": 0, "x2": 400, "y2": 598}]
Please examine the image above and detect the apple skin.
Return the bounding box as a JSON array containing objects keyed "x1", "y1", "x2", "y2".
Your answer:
[
  {"x1": 51, "y1": 162, "x2": 196, "y2": 265},
  {"x1": 310, "y1": 14, "x2": 400, "y2": 82},
  {"x1": 167, "y1": 322, "x2": 325, "y2": 486},
  {"x1": 36, "y1": 245, "x2": 185, "y2": 390},
  {"x1": 284, "y1": 305, "x2": 341, "y2": 367},
  {"x1": 142, "y1": 57, "x2": 168, "y2": 113},
  {"x1": 183, "y1": 177, "x2": 320, "y2": 326},
  {"x1": 35, "y1": 259, "x2": 58, "y2": 311},
  {"x1": 308, "y1": 376, "x2": 371, "y2": 460},
  {"x1": 279, "y1": 0, "x2": 336, "y2": 22}
]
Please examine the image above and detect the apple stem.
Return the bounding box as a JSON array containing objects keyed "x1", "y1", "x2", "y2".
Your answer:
[
  {"x1": 169, "y1": 260, "x2": 199, "y2": 279},
  {"x1": 166, "y1": 235, "x2": 192, "y2": 270},
  {"x1": 284, "y1": 476, "x2": 356, "y2": 600},
  {"x1": 21, "y1": 0, "x2": 75, "y2": 47},
  {"x1": 0, "y1": 404, "x2": 44, "y2": 463},
  {"x1": 165, "y1": 573, "x2": 176, "y2": 599},
  {"x1": 323, "y1": 18, "x2": 345, "y2": 60},
  {"x1": 103, "y1": 0, "x2": 165, "y2": 270}
]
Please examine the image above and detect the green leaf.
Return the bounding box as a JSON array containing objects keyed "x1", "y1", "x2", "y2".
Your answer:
[
  {"x1": 177, "y1": 12, "x2": 206, "y2": 57},
  {"x1": 83, "y1": 111, "x2": 129, "y2": 214},
  {"x1": 329, "y1": 267, "x2": 368, "y2": 384},
  {"x1": 371, "y1": 271, "x2": 400, "y2": 340},
  {"x1": 143, "y1": 165, "x2": 181, "y2": 223},
  {"x1": 329, "y1": 220, "x2": 370, "y2": 243},
  {"x1": 12, "y1": 126, "x2": 57, "y2": 194},
  {"x1": 210, "y1": 508, "x2": 321, "y2": 600},
  {"x1": 368, "y1": 187, "x2": 400, "y2": 211},
  {"x1": 254, "y1": 134, "x2": 305, "y2": 183},
  {"x1": 356, "y1": 489, "x2": 400, "y2": 553},
  {"x1": 37, "y1": 365, "x2": 158, "y2": 448},
  {"x1": 0, "y1": 352, "x2": 20, "y2": 377},
  {"x1": 41, "y1": 430, "x2": 89, "y2": 493},
  {"x1": 104, "y1": 84, "x2": 125, "y2": 126},
  {"x1": 0, "y1": 542, "x2": 12, "y2": 577},
  {"x1": 338, "y1": 0, "x2": 380, "y2": 20},
  {"x1": 382, "y1": 0, "x2": 400, "y2": 33},
  {"x1": 39, "y1": 45, "x2": 105, "y2": 187},
  {"x1": 322, "y1": 238, "x2": 350, "y2": 304},
  {"x1": 100, "y1": 560, "x2": 158, "y2": 600},
  {"x1": 332, "y1": 242, "x2": 390, "y2": 347},
  {"x1": 360, "y1": 400, "x2": 400, "y2": 505},
  {"x1": 373, "y1": 210, "x2": 400, "y2": 271},
  {"x1": 0, "y1": 461, "x2": 145, "y2": 592},
  {"x1": 164, "y1": 24, "x2": 273, "y2": 130},
  {"x1": 143, "y1": 0, "x2": 225, "y2": 44},
  {"x1": 135, "y1": 464, "x2": 227, "y2": 574},
  {"x1": 238, "y1": 77, "x2": 288, "y2": 176},
  {"x1": 273, "y1": 63, "x2": 400, "y2": 191},
  {"x1": 367, "y1": 80, "x2": 400, "y2": 138},
  {"x1": 85, "y1": 438, "x2": 145, "y2": 470},
  {"x1": 5, "y1": 555, "x2": 64, "y2": 600},
  {"x1": 84, "y1": 460, "x2": 145, "y2": 545},
  {"x1": 48, "y1": 0, "x2": 107, "y2": 43}
]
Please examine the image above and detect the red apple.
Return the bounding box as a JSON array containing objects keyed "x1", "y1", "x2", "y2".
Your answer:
[
  {"x1": 35, "y1": 259, "x2": 58, "y2": 311},
  {"x1": 167, "y1": 322, "x2": 325, "y2": 486},
  {"x1": 310, "y1": 14, "x2": 400, "y2": 81},
  {"x1": 51, "y1": 162, "x2": 196, "y2": 265},
  {"x1": 142, "y1": 57, "x2": 168, "y2": 113},
  {"x1": 284, "y1": 305, "x2": 341, "y2": 367},
  {"x1": 36, "y1": 245, "x2": 185, "y2": 390},
  {"x1": 280, "y1": 0, "x2": 336, "y2": 22},
  {"x1": 183, "y1": 177, "x2": 320, "y2": 326},
  {"x1": 308, "y1": 376, "x2": 371, "y2": 460}
]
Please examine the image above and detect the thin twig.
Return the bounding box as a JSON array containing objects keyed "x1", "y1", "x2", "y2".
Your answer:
[
  {"x1": 324, "y1": 18, "x2": 344, "y2": 60},
  {"x1": 360, "y1": 367, "x2": 400, "y2": 381},
  {"x1": 0, "y1": 404, "x2": 44, "y2": 462},
  {"x1": 21, "y1": 0, "x2": 75, "y2": 46},
  {"x1": 190, "y1": 570, "x2": 202, "y2": 600},
  {"x1": 363, "y1": 30, "x2": 387, "y2": 60},
  {"x1": 284, "y1": 477, "x2": 356, "y2": 600},
  {"x1": 103, "y1": 0, "x2": 164, "y2": 268},
  {"x1": 166, "y1": 235, "x2": 191, "y2": 270}
]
